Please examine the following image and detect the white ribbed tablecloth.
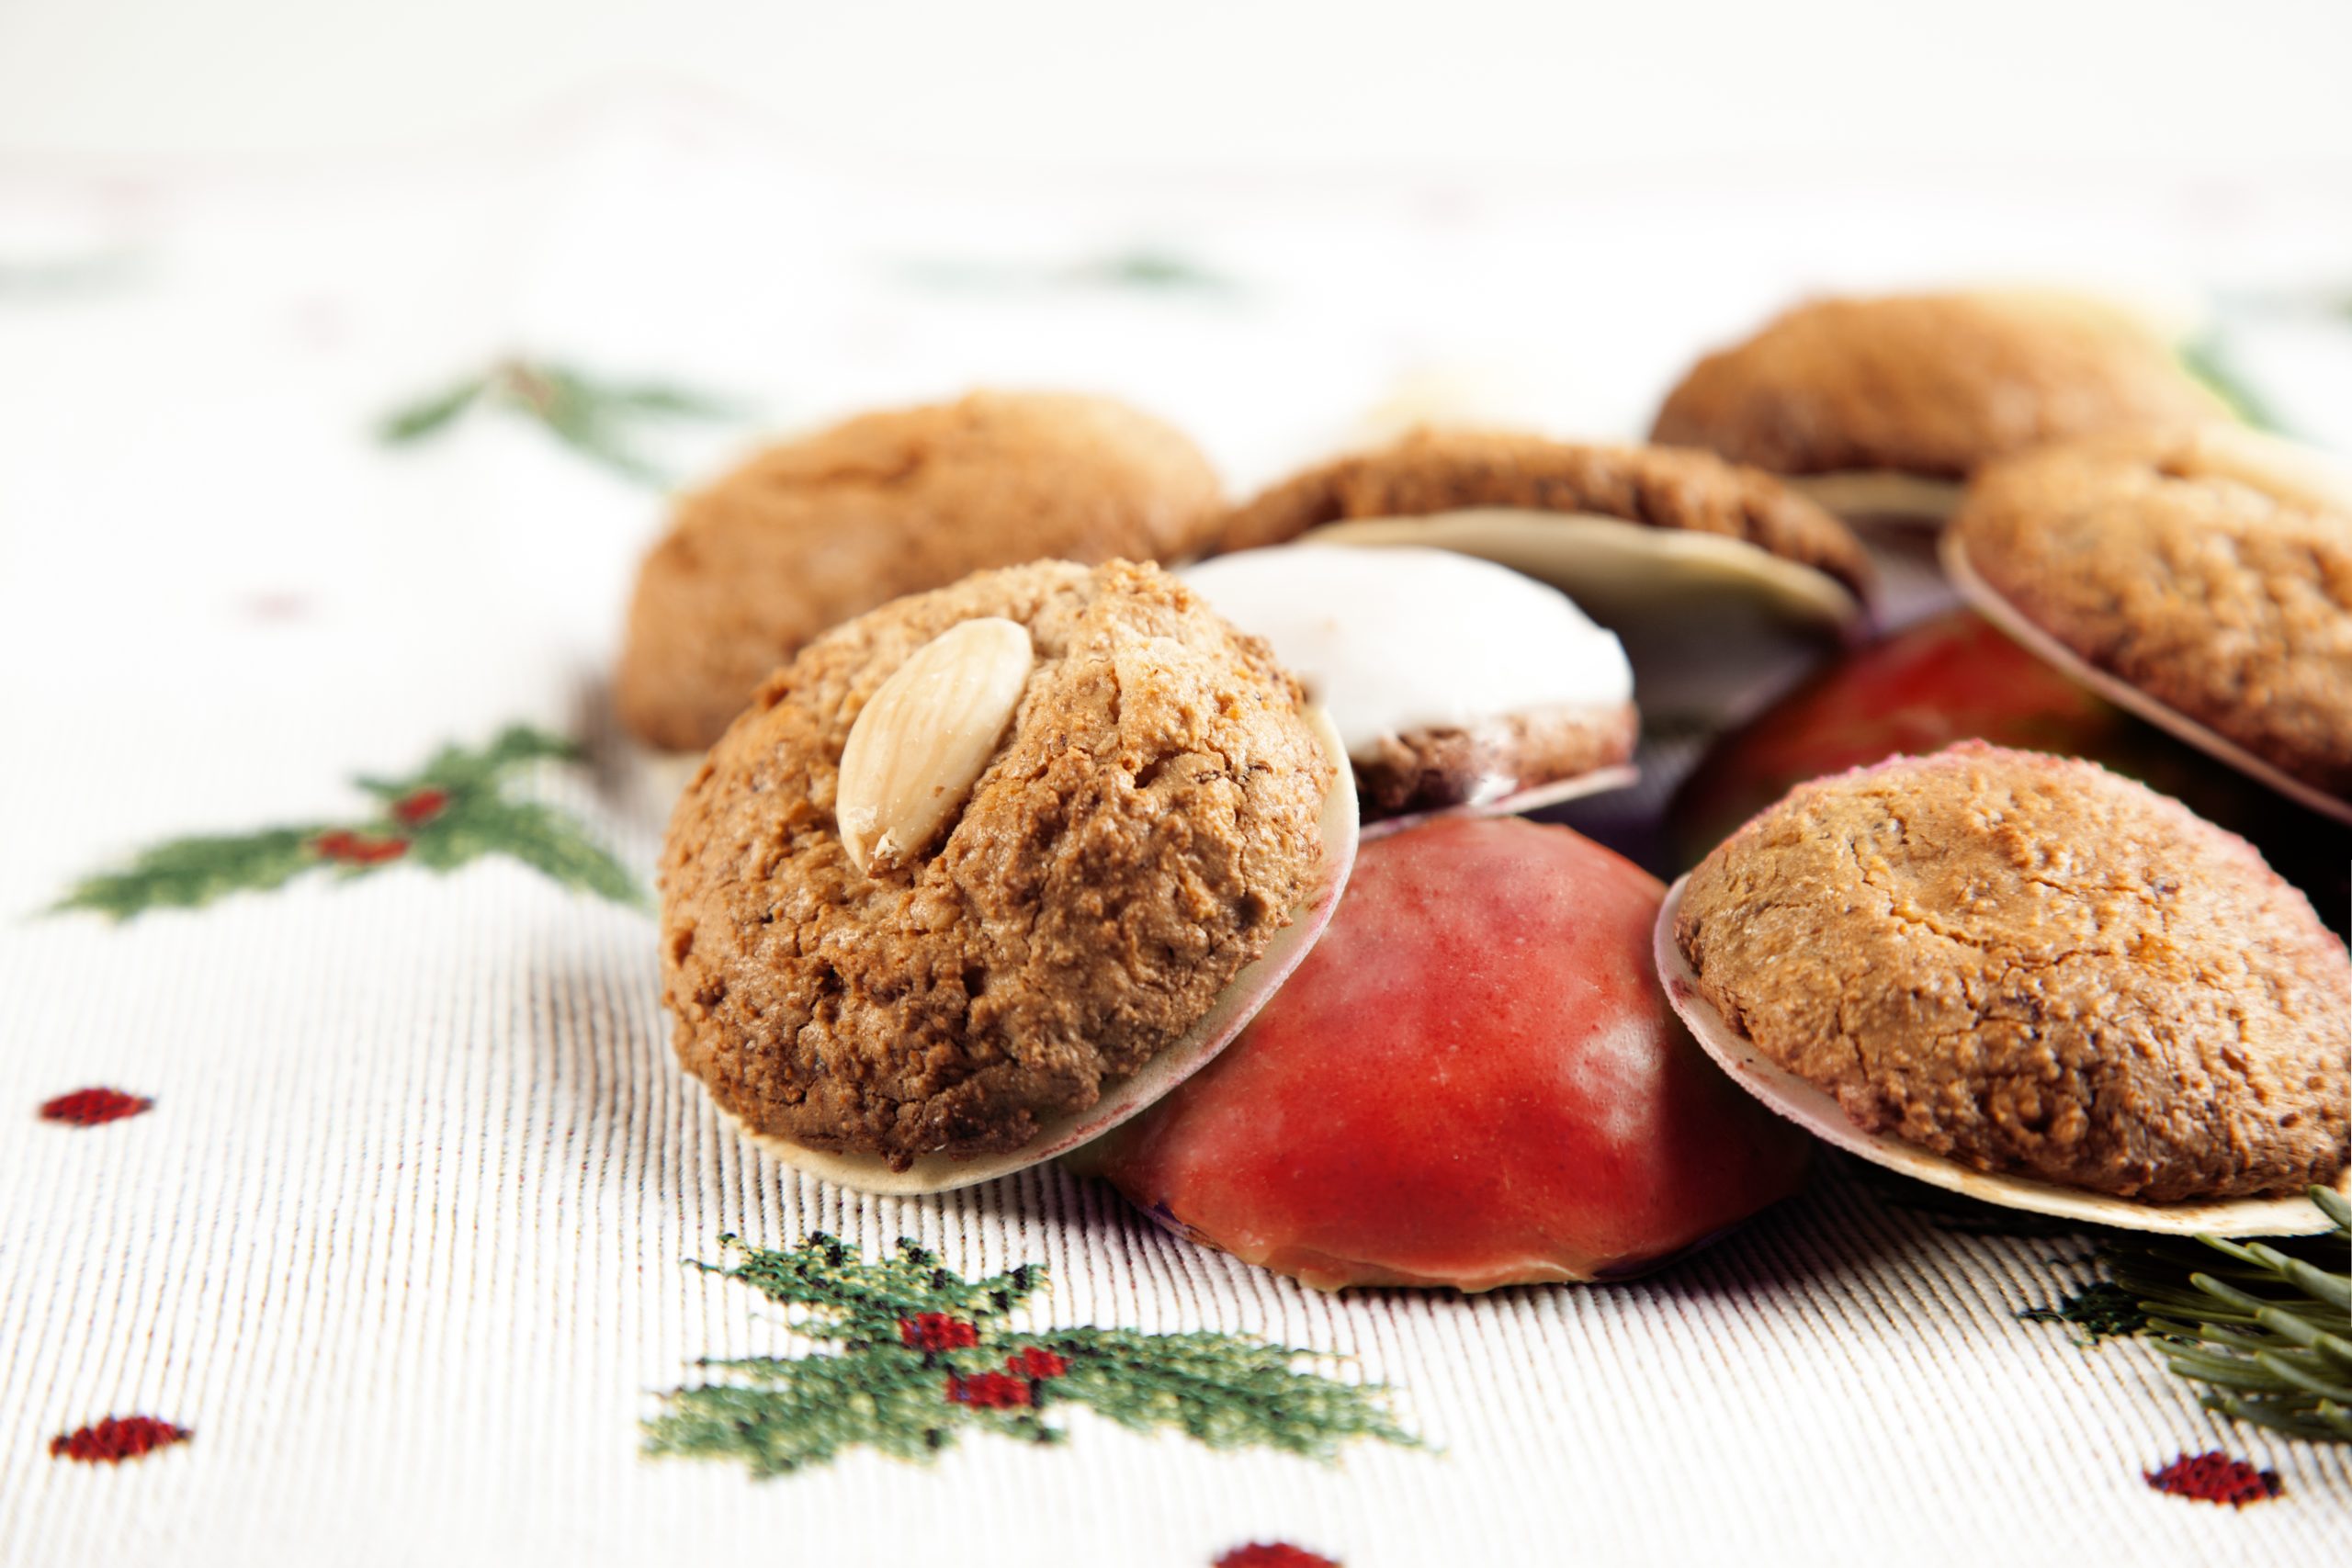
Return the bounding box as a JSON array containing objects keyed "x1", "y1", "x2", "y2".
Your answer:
[{"x1": 4, "y1": 97, "x2": 2349, "y2": 1568}]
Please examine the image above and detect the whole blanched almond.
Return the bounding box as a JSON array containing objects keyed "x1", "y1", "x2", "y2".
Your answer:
[{"x1": 837, "y1": 617, "x2": 1035, "y2": 875}]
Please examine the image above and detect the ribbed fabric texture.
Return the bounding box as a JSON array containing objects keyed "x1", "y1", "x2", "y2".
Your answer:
[{"x1": 4, "y1": 102, "x2": 2346, "y2": 1567}]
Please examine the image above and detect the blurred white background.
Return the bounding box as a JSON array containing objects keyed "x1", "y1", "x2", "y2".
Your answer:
[
  {"x1": 4, "y1": 0, "x2": 2350, "y2": 175},
  {"x1": 5, "y1": 0, "x2": 2350, "y2": 761}
]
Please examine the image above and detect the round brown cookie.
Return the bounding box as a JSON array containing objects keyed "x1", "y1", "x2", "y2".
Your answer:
[
  {"x1": 617, "y1": 391, "x2": 1225, "y2": 751},
  {"x1": 1209, "y1": 429, "x2": 1874, "y2": 603},
  {"x1": 1674, "y1": 743, "x2": 2350, "y2": 1202},
  {"x1": 659, "y1": 558, "x2": 1337, "y2": 1169},
  {"x1": 1649, "y1": 291, "x2": 2228, "y2": 479},
  {"x1": 1951, "y1": 427, "x2": 2352, "y2": 799}
]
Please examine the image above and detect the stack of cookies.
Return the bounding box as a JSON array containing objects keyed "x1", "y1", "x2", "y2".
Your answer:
[{"x1": 618, "y1": 290, "x2": 2349, "y2": 1288}]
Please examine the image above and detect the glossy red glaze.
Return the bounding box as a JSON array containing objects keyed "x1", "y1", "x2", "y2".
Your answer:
[{"x1": 1079, "y1": 817, "x2": 1811, "y2": 1291}]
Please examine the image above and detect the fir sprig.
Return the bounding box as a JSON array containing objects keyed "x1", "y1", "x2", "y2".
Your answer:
[
  {"x1": 378, "y1": 358, "x2": 738, "y2": 487},
  {"x1": 647, "y1": 1234, "x2": 1413, "y2": 1479},
  {"x1": 55, "y1": 725, "x2": 641, "y2": 919},
  {"x1": 2022, "y1": 1187, "x2": 2350, "y2": 1443}
]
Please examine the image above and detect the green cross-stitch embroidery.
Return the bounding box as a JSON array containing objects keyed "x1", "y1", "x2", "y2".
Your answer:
[
  {"x1": 54, "y1": 725, "x2": 643, "y2": 919},
  {"x1": 647, "y1": 1234, "x2": 1417, "y2": 1478}
]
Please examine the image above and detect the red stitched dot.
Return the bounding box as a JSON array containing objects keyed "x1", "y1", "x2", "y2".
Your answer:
[
  {"x1": 2144, "y1": 1451, "x2": 2282, "y2": 1506},
  {"x1": 1007, "y1": 1347, "x2": 1068, "y2": 1381},
  {"x1": 391, "y1": 788, "x2": 450, "y2": 825},
  {"x1": 1215, "y1": 1545, "x2": 1338, "y2": 1568},
  {"x1": 49, "y1": 1416, "x2": 191, "y2": 1464},
  {"x1": 315, "y1": 831, "x2": 410, "y2": 865},
  {"x1": 39, "y1": 1088, "x2": 153, "y2": 1127},
  {"x1": 944, "y1": 1371, "x2": 1031, "y2": 1409},
  {"x1": 898, "y1": 1314, "x2": 979, "y2": 1351}
]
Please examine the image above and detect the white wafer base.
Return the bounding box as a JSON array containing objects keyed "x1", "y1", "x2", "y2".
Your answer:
[
  {"x1": 1942, "y1": 529, "x2": 2352, "y2": 828},
  {"x1": 1653, "y1": 875, "x2": 2346, "y2": 1237},
  {"x1": 1358, "y1": 762, "x2": 1639, "y2": 841},
  {"x1": 1784, "y1": 470, "x2": 1965, "y2": 527},
  {"x1": 724, "y1": 705, "x2": 1363, "y2": 1195},
  {"x1": 1306, "y1": 508, "x2": 1866, "y2": 633}
]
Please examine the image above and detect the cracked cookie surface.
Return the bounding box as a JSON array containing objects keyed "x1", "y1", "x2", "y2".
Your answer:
[
  {"x1": 658, "y1": 559, "x2": 1335, "y2": 1168},
  {"x1": 1674, "y1": 743, "x2": 2349, "y2": 1201},
  {"x1": 1650, "y1": 291, "x2": 2226, "y2": 479},
  {"x1": 618, "y1": 390, "x2": 1225, "y2": 750},
  {"x1": 1952, "y1": 429, "x2": 2352, "y2": 798}
]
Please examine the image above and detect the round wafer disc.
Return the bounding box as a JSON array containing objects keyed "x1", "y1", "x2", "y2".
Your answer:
[
  {"x1": 733, "y1": 706, "x2": 1362, "y2": 1195},
  {"x1": 1359, "y1": 762, "x2": 1639, "y2": 840},
  {"x1": 1653, "y1": 874, "x2": 2346, "y2": 1237},
  {"x1": 1942, "y1": 528, "x2": 2352, "y2": 828},
  {"x1": 1306, "y1": 508, "x2": 1865, "y2": 633}
]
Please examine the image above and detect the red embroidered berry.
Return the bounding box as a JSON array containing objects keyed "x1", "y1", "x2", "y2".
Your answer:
[
  {"x1": 944, "y1": 1371, "x2": 1032, "y2": 1409},
  {"x1": 314, "y1": 830, "x2": 410, "y2": 865},
  {"x1": 899, "y1": 1313, "x2": 980, "y2": 1351},
  {"x1": 2144, "y1": 1451, "x2": 2281, "y2": 1506},
  {"x1": 1215, "y1": 1545, "x2": 1337, "y2": 1568},
  {"x1": 1007, "y1": 1347, "x2": 1068, "y2": 1381},
  {"x1": 39, "y1": 1088, "x2": 153, "y2": 1126},
  {"x1": 391, "y1": 787, "x2": 450, "y2": 825},
  {"x1": 50, "y1": 1416, "x2": 191, "y2": 1464}
]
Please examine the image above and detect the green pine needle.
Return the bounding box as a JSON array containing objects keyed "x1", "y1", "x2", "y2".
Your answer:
[
  {"x1": 2023, "y1": 1187, "x2": 2350, "y2": 1443},
  {"x1": 648, "y1": 1234, "x2": 1414, "y2": 1479},
  {"x1": 375, "y1": 358, "x2": 739, "y2": 487},
  {"x1": 54, "y1": 725, "x2": 641, "y2": 920}
]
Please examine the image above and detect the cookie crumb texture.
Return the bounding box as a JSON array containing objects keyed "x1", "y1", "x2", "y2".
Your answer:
[
  {"x1": 1955, "y1": 432, "x2": 2352, "y2": 797},
  {"x1": 617, "y1": 390, "x2": 1225, "y2": 750},
  {"x1": 1676, "y1": 744, "x2": 2349, "y2": 1201},
  {"x1": 659, "y1": 560, "x2": 1334, "y2": 1167},
  {"x1": 1650, "y1": 291, "x2": 2225, "y2": 478}
]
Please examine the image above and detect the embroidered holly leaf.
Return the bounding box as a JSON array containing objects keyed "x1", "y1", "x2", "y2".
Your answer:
[
  {"x1": 54, "y1": 725, "x2": 642, "y2": 920},
  {"x1": 651, "y1": 1351, "x2": 1057, "y2": 1479},
  {"x1": 2021, "y1": 1186, "x2": 2350, "y2": 1443},
  {"x1": 409, "y1": 795, "x2": 641, "y2": 905},
  {"x1": 0, "y1": 251, "x2": 141, "y2": 299},
  {"x1": 2177, "y1": 335, "x2": 2289, "y2": 435},
  {"x1": 379, "y1": 375, "x2": 487, "y2": 442},
  {"x1": 648, "y1": 1234, "x2": 1414, "y2": 1479},
  {"x1": 1039, "y1": 1327, "x2": 1413, "y2": 1458},
  {"x1": 1069, "y1": 247, "x2": 1238, "y2": 293},
  {"x1": 2018, "y1": 1280, "x2": 2150, "y2": 1347},
  {"x1": 700, "y1": 1234, "x2": 1037, "y2": 1345},
  {"x1": 377, "y1": 358, "x2": 740, "y2": 488},
  {"x1": 55, "y1": 826, "x2": 327, "y2": 919},
  {"x1": 895, "y1": 246, "x2": 1240, "y2": 298}
]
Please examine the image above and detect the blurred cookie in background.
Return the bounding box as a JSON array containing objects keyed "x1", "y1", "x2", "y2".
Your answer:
[
  {"x1": 1650, "y1": 290, "x2": 2231, "y2": 526},
  {"x1": 1207, "y1": 429, "x2": 1873, "y2": 726},
  {"x1": 1945, "y1": 424, "x2": 2352, "y2": 816},
  {"x1": 616, "y1": 390, "x2": 1225, "y2": 751},
  {"x1": 1181, "y1": 544, "x2": 1638, "y2": 821}
]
